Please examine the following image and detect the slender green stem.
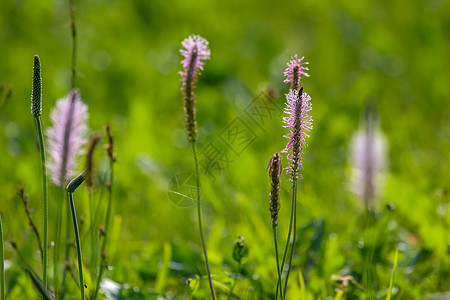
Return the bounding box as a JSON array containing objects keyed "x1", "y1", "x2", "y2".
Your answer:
[
  {"x1": 273, "y1": 227, "x2": 283, "y2": 300},
  {"x1": 276, "y1": 178, "x2": 297, "y2": 299},
  {"x1": 69, "y1": 0, "x2": 77, "y2": 89},
  {"x1": 1, "y1": 214, "x2": 5, "y2": 300},
  {"x1": 386, "y1": 249, "x2": 399, "y2": 300},
  {"x1": 93, "y1": 162, "x2": 114, "y2": 300},
  {"x1": 53, "y1": 189, "x2": 64, "y2": 298},
  {"x1": 192, "y1": 142, "x2": 215, "y2": 300},
  {"x1": 228, "y1": 261, "x2": 240, "y2": 300},
  {"x1": 60, "y1": 193, "x2": 72, "y2": 299},
  {"x1": 284, "y1": 181, "x2": 297, "y2": 293},
  {"x1": 68, "y1": 192, "x2": 85, "y2": 299},
  {"x1": 89, "y1": 189, "x2": 98, "y2": 283},
  {"x1": 18, "y1": 188, "x2": 44, "y2": 264},
  {"x1": 35, "y1": 117, "x2": 48, "y2": 288}
]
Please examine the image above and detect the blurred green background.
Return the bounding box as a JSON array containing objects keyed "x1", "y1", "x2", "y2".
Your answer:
[{"x1": 0, "y1": 0, "x2": 449, "y2": 299}]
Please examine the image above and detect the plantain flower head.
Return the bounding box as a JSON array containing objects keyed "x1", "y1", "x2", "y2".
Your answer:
[
  {"x1": 31, "y1": 54, "x2": 42, "y2": 118},
  {"x1": 281, "y1": 88, "x2": 312, "y2": 180},
  {"x1": 47, "y1": 89, "x2": 89, "y2": 187},
  {"x1": 179, "y1": 35, "x2": 210, "y2": 143}
]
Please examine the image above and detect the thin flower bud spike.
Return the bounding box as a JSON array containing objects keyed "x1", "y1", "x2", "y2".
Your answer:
[
  {"x1": 47, "y1": 89, "x2": 89, "y2": 187},
  {"x1": 84, "y1": 133, "x2": 101, "y2": 191},
  {"x1": 351, "y1": 109, "x2": 387, "y2": 208},
  {"x1": 31, "y1": 54, "x2": 42, "y2": 117},
  {"x1": 281, "y1": 88, "x2": 313, "y2": 180},
  {"x1": 179, "y1": 35, "x2": 210, "y2": 142},
  {"x1": 66, "y1": 170, "x2": 86, "y2": 193},
  {"x1": 284, "y1": 55, "x2": 310, "y2": 91},
  {"x1": 105, "y1": 124, "x2": 117, "y2": 163},
  {"x1": 268, "y1": 153, "x2": 282, "y2": 228}
]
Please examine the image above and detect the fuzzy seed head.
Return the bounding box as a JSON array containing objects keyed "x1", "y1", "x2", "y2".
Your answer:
[
  {"x1": 282, "y1": 88, "x2": 312, "y2": 180},
  {"x1": 31, "y1": 54, "x2": 42, "y2": 117}
]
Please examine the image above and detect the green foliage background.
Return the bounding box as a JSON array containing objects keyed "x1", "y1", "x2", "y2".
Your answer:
[{"x1": 0, "y1": 0, "x2": 449, "y2": 298}]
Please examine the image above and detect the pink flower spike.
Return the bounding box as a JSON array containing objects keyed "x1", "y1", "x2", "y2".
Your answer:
[
  {"x1": 284, "y1": 55, "x2": 310, "y2": 90},
  {"x1": 179, "y1": 35, "x2": 210, "y2": 82},
  {"x1": 179, "y1": 34, "x2": 210, "y2": 143},
  {"x1": 282, "y1": 88, "x2": 313, "y2": 180},
  {"x1": 46, "y1": 89, "x2": 89, "y2": 187}
]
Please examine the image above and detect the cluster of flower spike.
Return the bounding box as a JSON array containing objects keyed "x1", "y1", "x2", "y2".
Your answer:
[{"x1": 282, "y1": 56, "x2": 312, "y2": 180}]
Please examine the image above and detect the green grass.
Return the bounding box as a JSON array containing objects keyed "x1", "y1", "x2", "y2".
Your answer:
[{"x1": 0, "y1": 0, "x2": 449, "y2": 299}]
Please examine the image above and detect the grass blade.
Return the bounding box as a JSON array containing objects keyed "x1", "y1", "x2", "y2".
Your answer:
[{"x1": 386, "y1": 249, "x2": 399, "y2": 300}]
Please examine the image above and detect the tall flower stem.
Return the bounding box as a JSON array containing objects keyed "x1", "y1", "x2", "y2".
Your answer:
[
  {"x1": 192, "y1": 142, "x2": 215, "y2": 299},
  {"x1": 277, "y1": 178, "x2": 296, "y2": 299},
  {"x1": 35, "y1": 117, "x2": 48, "y2": 288},
  {"x1": 1, "y1": 214, "x2": 5, "y2": 300},
  {"x1": 273, "y1": 227, "x2": 283, "y2": 300},
  {"x1": 68, "y1": 192, "x2": 84, "y2": 299},
  {"x1": 284, "y1": 180, "x2": 297, "y2": 293},
  {"x1": 69, "y1": 0, "x2": 77, "y2": 89},
  {"x1": 18, "y1": 187, "x2": 44, "y2": 264},
  {"x1": 53, "y1": 189, "x2": 64, "y2": 298},
  {"x1": 89, "y1": 190, "x2": 98, "y2": 281},
  {"x1": 60, "y1": 200, "x2": 72, "y2": 299},
  {"x1": 92, "y1": 160, "x2": 114, "y2": 300}
]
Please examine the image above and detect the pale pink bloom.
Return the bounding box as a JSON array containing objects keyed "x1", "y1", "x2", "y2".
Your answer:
[
  {"x1": 351, "y1": 116, "x2": 387, "y2": 206},
  {"x1": 47, "y1": 89, "x2": 89, "y2": 187}
]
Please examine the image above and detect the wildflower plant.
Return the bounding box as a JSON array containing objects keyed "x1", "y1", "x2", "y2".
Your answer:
[
  {"x1": 229, "y1": 236, "x2": 248, "y2": 298},
  {"x1": 180, "y1": 35, "x2": 210, "y2": 143},
  {"x1": 179, "y1": 34, "x2": 215, "y2": 299},
  {"x1": 46, "y1": 88, "x2": 89, "y2": 298},
  {"x1": 277, "y1": 55, "x2": 313, "y2": 298},
  {"x1": 30, "y1": 54, "x2": 49, "y2": 288},
  {"x1": 66, "y1": 171, "x2": 87, "y2": 300}
]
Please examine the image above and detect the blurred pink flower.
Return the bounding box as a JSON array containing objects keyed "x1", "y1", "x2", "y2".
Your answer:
[
  {"x1": 351, "y1": 115, "x2": 387, "y2": 206},
  {"x1": 46, "y1": 89, "x2": 89, "y2": 187}
]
